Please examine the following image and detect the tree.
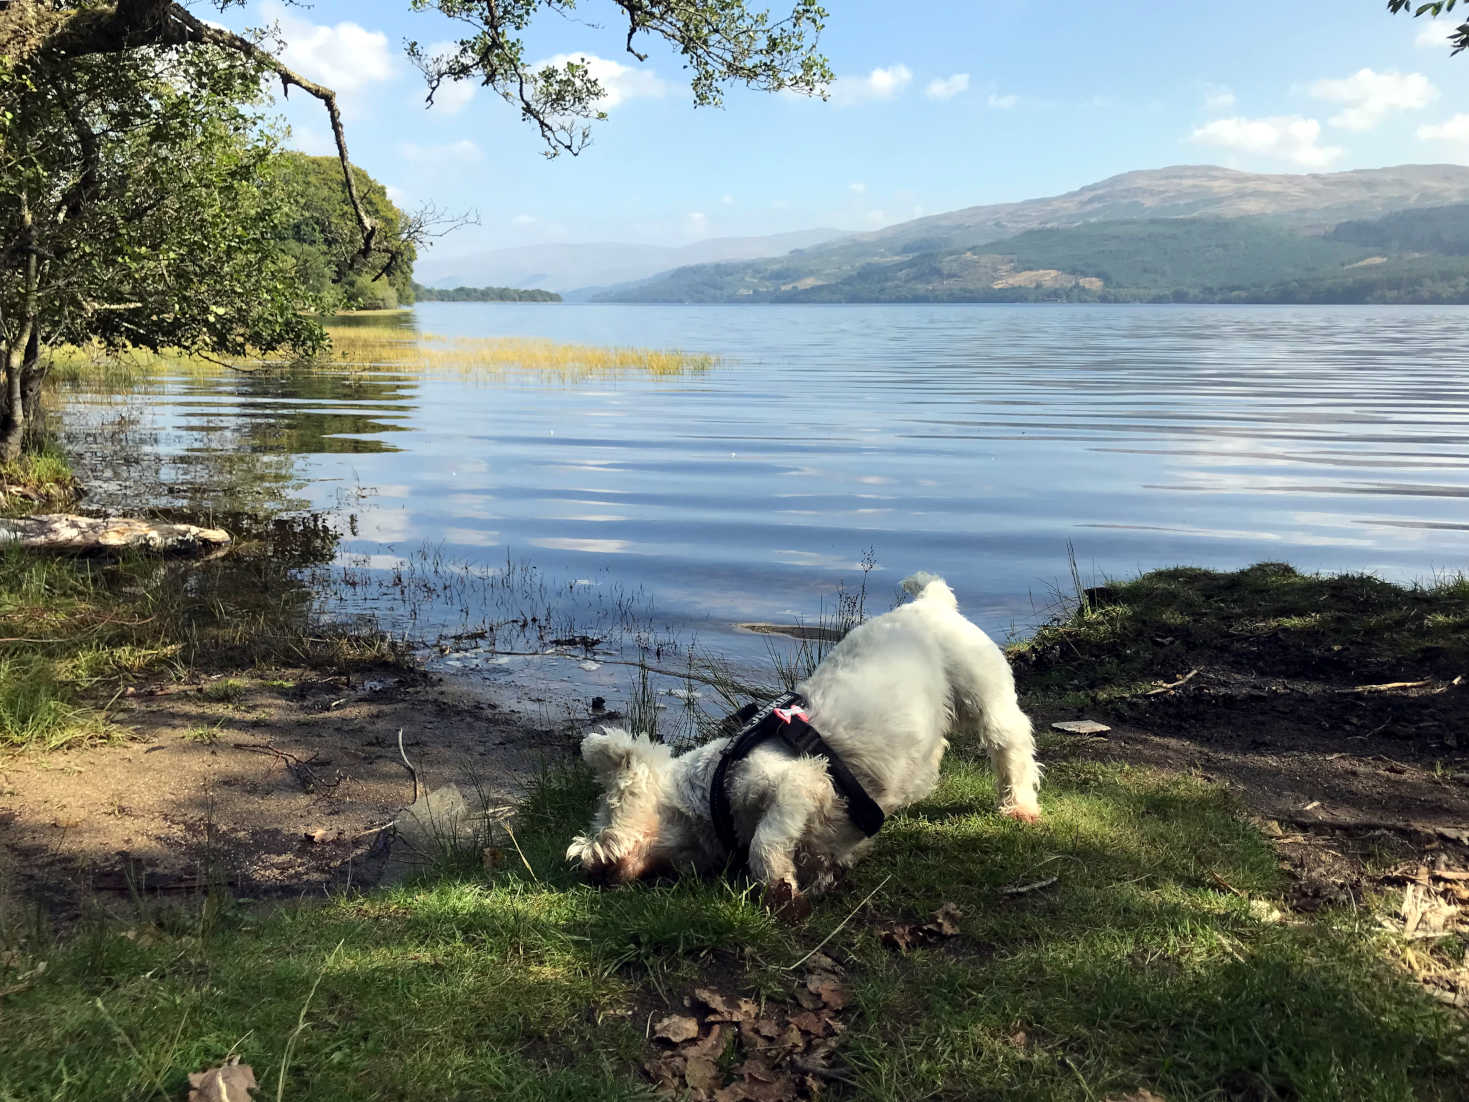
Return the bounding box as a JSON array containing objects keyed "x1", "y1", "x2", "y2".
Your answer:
[
  {"x1": 1390, "y1": 0, "x2": 1469, "y2": 53},
  {"x1": 0, "y1": 0, "x2": 829, "y2": 457},
  {"x1": 275, "y1": 154, "x2": 419, "y2": 311},
  {"x1": 0, "y1": 42, "x2": 325, "y2": 458}
]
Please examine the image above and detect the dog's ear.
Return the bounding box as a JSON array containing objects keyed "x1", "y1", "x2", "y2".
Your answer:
[{"x1": 580, "y1": 727, "x2": 639, "y2": 782}]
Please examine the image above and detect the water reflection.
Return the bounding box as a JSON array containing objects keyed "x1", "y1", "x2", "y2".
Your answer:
[{"x1": 50, "y1": 304, "x2": 1469, "y2": 669}]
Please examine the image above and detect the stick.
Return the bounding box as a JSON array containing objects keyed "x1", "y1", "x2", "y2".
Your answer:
[
  {"x1": 786, "y1": 874, "x2": 891, "y2": 971},
  {"x1": 397, "y1": 727, "x2": 419, "y2": 805},
  {"x1": 1144, "y1": 668, "x2": 1199, "y2": 695},
  {"x1": 502, "y1": 822, "x2": 538, "y2": 882},
  {"x1": 1000, "y1": 875, "x2": 1059, "y2": 896}
]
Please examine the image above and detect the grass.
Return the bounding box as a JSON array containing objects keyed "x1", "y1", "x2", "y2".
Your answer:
[
  {"x1": 43, "y1": 325, "x2": 717, "y2": 390},
  {"x1": 1, "y1": 748, "x2": 1464, "y2": 1100},
  {"x1": 0, "y1": 545, "x2": 399, "y2": 750},
  {"x1": 0, "y1": 439, "x2": 81, "y2": 515},
  {"x1": 1012, "y1": 560, "x2": 1469, "y2": 709}
]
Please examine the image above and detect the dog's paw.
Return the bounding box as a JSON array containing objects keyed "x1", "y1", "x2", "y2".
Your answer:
[
  {"x1": 763, "y1": 880, "x2": 813, "y2": 923},
  {"x1": 1002, "y1": 804, "x2": 1042, "y2": 824}
]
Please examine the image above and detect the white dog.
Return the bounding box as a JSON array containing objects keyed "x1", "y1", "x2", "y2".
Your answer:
[{"x1": 567, "y1": 573, "x2": 1040, "y2": 905}]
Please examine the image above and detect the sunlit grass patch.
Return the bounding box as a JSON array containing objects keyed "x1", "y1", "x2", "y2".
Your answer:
[
  {"x1": 43, "y1": 325, "x2": 718, "y2": 390},
  {"x1": 318, "y1": 325, "x2": 719, "y2": 379},
  {"x1": 3, "y1": 750, "x2": 1465, "y2": 1100}
]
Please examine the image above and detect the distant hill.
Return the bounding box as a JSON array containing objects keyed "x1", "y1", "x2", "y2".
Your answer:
[
  {"x1": 594, "y1": 165, "x2": 1469, "y2": 304},
  {"x1": 415, "y1": 227, "x2": 849, "y2": 294}
]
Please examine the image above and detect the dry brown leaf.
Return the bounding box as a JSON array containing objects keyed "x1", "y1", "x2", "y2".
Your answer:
[
  {"x1": 788, "y1": 1010, "x2": 830, "y2": 1037},
  {"x1": 187, "y1": 1061, "x2": 258, "y2": 1102},
  {"x1": 693, "y1": 987, "x2": 743, "y2": 1021},
  {"x1": 880, "y1": 923, "x2": 919, "y2": 952},
  {"x1": 682, "y1": 1023, "x2": 727, "y2": 1060},
  {"x1": 685, "y1": 1054, "x2": 723, "y2": 1093},
  {"x1": 653, "y1": 1014, "x2": 701, "y2": 1044},
  {"x1": 929, "y1": 902, "x2": 963, "y2": 935},
  {"x1": 1007, "y1": 1030, "x2": 1029, "y2": 1050},
  {"x1": 1104, "y1": 1091, "x2": 1167, "y2": 1102},
  {"x1": 804, "y1": 975, "x2": 849, "y2": 1010},
  {"x1": 792, "y1": 985, "x2": 823, "y2": 1011}
]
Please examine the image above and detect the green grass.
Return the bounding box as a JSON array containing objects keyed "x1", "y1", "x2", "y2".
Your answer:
[
  {"x1": 1012, "y1": 561, "x2": 1469, "y2": 708},
  {"x1": 0, "y1": 545, "x2": 400, "y2": 750},
  {"x1": 2, "y1": 750, "x2": 1463, "y2": 1101},
  {"x1": 0, "y1": 440, "x2": 80, "y2": 515}
]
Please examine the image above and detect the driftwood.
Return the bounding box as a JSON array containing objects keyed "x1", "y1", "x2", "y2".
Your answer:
[{"x1": 0, "y1": 513, "x2": 229, "y2": 554}]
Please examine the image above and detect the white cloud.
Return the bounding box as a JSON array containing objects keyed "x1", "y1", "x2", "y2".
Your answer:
[
  {"x1": 827, "y1": 64, "x2": 912, "y2": 107},
  {"x1": 686, "y1": 211, "x2": 709, "y2": 237},
  {"x1": 384, "y1": 184, "x2": 411, "y2": 208},
  {"x1": 1309, "y1": 68, "x2": 1437, "y2": 131},
  {"x1": 398, "y1": 139, "x2": 485, "y2": 163},
  {"x1": 720, "y1": 193, "x2": 735, "y2": 206},
  {"x1": 529, "y1": 52, "x2": 668, "y2": 108},
  {"x1": 287, "y1": 125, "x2": 337, "y2": 157},
  {"x1": 924, "y1": 73, "x2": 970, "y2": 100},
  {"x1": 1202, "y1": 82, "x2": 1236, "y2": 111},
  {"x1": 265, "y1": 1, "x2": 394, "y2": 94},
  {"x1": 421, "y1": 41, "x2": 476, "y2": 114},
  {"x1": 986, "y1": 92, "x2": 1019, "y2": 110},
  {"x1": 849, "y1": 181, "x2": 866, "y2": 194},
  {"x1": 1189, "y1": 115, "x2": 1343, "y2": 167},
  {"x1": 1415, "y1": 19, "x2": 1460, "y2": 48},
  {"x1": 511, "y1": 213, "x2": 537, "y2": 226},
  {"x1": 1418, "y1": 113, "x2": 1469, "y2": 146}
]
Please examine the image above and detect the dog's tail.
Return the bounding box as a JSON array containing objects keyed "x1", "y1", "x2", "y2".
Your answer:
[{"x1": 899, "y1": 571, "x2": 958, "y2": 609}]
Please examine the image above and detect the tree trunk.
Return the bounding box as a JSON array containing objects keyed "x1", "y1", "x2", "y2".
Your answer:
[{"x1": 1, "y1": 196, "x2": 38, "y2": 463}]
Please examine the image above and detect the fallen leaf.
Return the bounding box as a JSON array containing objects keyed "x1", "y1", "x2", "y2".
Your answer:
[
  {"x1": 187, "y1": 1061, "x2": 258, "y2": 1101},
  {"x1": 928, "y1": 902, "x2": 963, "y2": 936},
  {"x1": 788, "y1": 1010, "x2": 830, "y2": 1037},
  {"x1": 682, "y1": 1023, "x2": 727, "y2": 1060},
  {"x1": 792, "y1": 985, "x2": 824, "y2": 1011},
  {"x1": 653, "y1": 1014, "x2": 700, "y2": 1044},
  {"x1": 880, "y1": 923, "x2": 918, "y2": 952},
  {"x1": 693, "y1": 987, "x2": 742, "y2": 1021},
  {"x1": 1104, "y1": 1092, "x2": 1166, "y2": 1102},
  {"x1": 685, "y1": 1054, "x2": 722, "y2": 1093},
  {"x1": 1007, "y1": 1030, "x2": 1029, "y2": 1050},
  {"x1": 805, "y1": 975, "x2": 848, "y2": 1010}
]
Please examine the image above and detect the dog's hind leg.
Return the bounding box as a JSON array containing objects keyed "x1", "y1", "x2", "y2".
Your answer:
[{"x1": 981, "y1": 700, "x2": 1041, "y2": 822}]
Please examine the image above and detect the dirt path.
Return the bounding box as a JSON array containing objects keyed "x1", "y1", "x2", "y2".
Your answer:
[{"x1": 0, "y1": 668, "x2": 583, "y2": 915}]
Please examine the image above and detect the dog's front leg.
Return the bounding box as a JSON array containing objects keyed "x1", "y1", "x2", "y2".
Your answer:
[{"x1": 746, "y1": 789, "x2": 814, "y2": 914}]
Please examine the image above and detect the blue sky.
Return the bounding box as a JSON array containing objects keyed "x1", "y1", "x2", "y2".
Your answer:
[{"x1": 216, "y1": 0, "x2": 1469, "y2": 257}]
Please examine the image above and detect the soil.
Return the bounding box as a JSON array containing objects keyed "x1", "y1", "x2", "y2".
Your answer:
[
  {"x1": 1032, "y1": 664, "x2": 1469, "y2": 910},
  {"x1": 0, "y1": 666, "x2": 586, "y2": 918}
]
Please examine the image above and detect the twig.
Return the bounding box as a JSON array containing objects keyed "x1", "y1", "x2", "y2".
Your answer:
[
  {"x1": 1144, "y1": 668, "x2": 1199, "y2": 695},
  {"x1": 1000, "y1": 875, "x2": 1059, "y2": 896},
  {"x1": 1345, "y1": 679, "x2": 1434, "y2": 694},
  {"x1": 502, "y1": 821, "x2": 538, "y2": 882},
  {"x1": 786, "y1": 874, "x2": 891, "y2": 971},
  {"x1": 232, "y1": 743, "x2": 341, "y2": 793},
  {"x1": 1210, "y1": 870, "x2": 1246, "y2": 897},
  {"x1": 397, "y1": 727, "x2": 419, "y2": 804}
]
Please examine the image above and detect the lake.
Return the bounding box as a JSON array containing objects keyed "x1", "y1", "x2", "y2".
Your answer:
[{"x1": 55, "y1": 303, "x2": 1469, "y2": 700}]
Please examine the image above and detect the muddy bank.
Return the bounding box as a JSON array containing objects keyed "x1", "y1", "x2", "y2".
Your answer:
[{"x1": 0, "y1": 667, "x2": 580, "y2": 917}]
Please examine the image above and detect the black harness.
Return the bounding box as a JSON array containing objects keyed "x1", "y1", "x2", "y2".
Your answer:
[{"x1": 709, "y1": 691, "x2": 886, "y2": 867}]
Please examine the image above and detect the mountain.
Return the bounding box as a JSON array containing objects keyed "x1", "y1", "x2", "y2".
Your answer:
[
  {"x1": 593, "y1": 164, "x2": 1469, "y2": 303},
  {"x1": 415, "y1": 227, "x2": 849, "y2": 294}
]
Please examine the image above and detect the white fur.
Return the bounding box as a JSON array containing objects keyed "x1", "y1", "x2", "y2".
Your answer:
[{"x1": 567, "y1": 573, "x2": 1040, "y2": 898}]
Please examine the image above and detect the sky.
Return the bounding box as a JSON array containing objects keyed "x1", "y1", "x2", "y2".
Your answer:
[{"x1": 214, "y1": 0, "x2": 1469, "y2": 259}]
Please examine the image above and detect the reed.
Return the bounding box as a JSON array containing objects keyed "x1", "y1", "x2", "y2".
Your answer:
[{"x1": 44, "y1": 326, "x2": 718, "y2": 390}]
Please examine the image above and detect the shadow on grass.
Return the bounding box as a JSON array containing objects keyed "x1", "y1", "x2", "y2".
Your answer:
[{"x1": 1, "y1": 752, "x2": 1464, "y2": 1101}]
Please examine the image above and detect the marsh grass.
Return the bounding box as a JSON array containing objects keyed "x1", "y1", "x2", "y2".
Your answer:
[
  {"x1": 2, "y1": 749, "x2": 1464, "y2": 1100},
  {"x1": 0, "y1": 440, "x2": 81, "y2": 514},
  {"x1": 43, "y1": 325, "x2": 718, "y2": 391}
]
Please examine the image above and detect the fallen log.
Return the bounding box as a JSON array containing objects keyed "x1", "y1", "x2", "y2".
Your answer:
[{"x1": 0, "y1": 513, "x2": 230, "y2": 555}]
